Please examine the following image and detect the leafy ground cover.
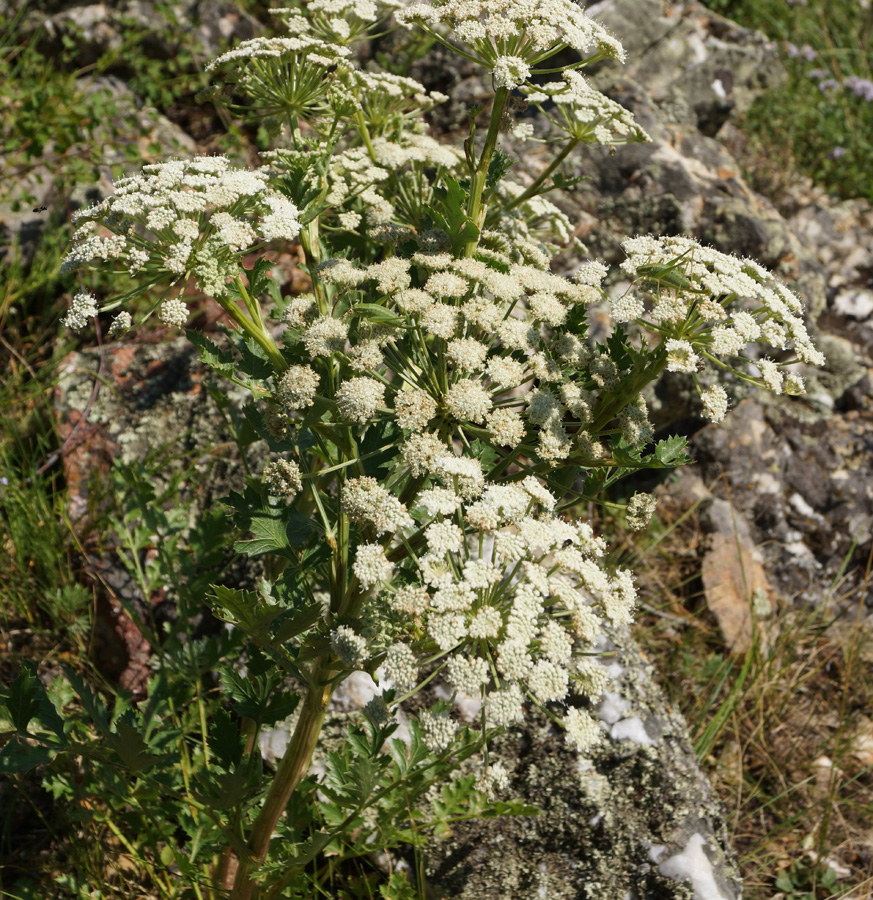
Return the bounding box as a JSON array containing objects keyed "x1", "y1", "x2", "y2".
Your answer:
[{"x1": 0, "y1": 1, "x2": 870, "y2": 898}]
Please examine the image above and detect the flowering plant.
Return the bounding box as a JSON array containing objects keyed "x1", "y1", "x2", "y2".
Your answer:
[{"x1": 6, "y1": 1, "x2": 825, "y2": 898}]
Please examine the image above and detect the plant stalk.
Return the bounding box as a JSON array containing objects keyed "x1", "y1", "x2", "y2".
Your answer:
[
  {"x1": 228, "y1": 670, "x2": 333, "y2": 900},
  {"x1": 464, "y1": 86, "x2": 510, "y2": 258},
  {"x1": 219, "y1": 288, "x2": 288, "y2": 374},
  {"x1": 504, "y1": 137, "x2": 580, "y2": 211}
]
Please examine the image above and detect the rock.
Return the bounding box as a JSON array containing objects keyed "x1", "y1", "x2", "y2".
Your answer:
[
  {"x1": 588, "y1": 0, "x2": 786, "y2": 135},
  {"x1": 691, "y1": 400, "x2": 873, "y2": 609},
  {"x1": 833, "y1": 289, "x2": 873, "y2": 321},
  {"x1": 22, "y1": 0, "x2": 259, "y2": 66},
  {"x1": 425, "y1": 626, "x2": 742, "y2": 900}
]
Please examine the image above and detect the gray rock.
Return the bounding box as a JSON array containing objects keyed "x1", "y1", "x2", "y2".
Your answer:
[
  {"x1": 22, "y1": 0, "x2": 259, "y2": 65},
  {"x1": 425, "y1": 626, "x2": 741, "y2": 900},
  {"x1": 587, "y1": 0, "x2": 786, "y2": 135}
]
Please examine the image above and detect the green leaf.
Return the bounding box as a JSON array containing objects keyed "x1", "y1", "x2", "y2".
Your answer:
[
  {"x1": 196, "y1": 767, "x2": 258, "y2": 810},
  {"x1": 653, "y1": 434, "x2": 691, "y2": 467},
  {"x1": 354, "y1": 303, "x2": 405, "y2": 327},
  {"x1": 106, "y1": 721, "x2": 158, "y2": 773},
  {"x1": 380, "y1": 872, "x2": 417, "y2": 900},
  {"x1": 0, "y1": 737, "x2": 54, "y2": 775},
  {"x1": 210, "y1": 708, "x2": 244, "y2": 769},
  {"x1": 4, "y1": 663, "x2": 65, "y2": 740},
  {"x1": 551, "y1": 172, "x2": 587, "y2": 192},
  {"x1": 226, "y1": 485, "x2": 321, "y2": 559},
  {"x1": 233, "y1": 333, "x2": 273, "y2": 383},
  {"x1": 4, "y1": 663, "x2": 44, "y2": 733},
  {"x1": 186, "y1": 329, "x2": 235, "y2": 380},
  {"x1": 485, "y1": 147, "x2": 513, "y2": 189},
  {"x1": 775, "y1": 873, "x2": 795, "y2": 892},
  {"x1": 210, "y1": 584, "x2": 283, "y2": 640},
  {"x1": 469, "y1": 439, "x2": 498, "y2": 471},
  {"x1": 63, "y1": 666, "x2": 109, "y2": 733},
  {"x1": 605, "y1": 325, "x2": 633, "y2": 371},
  {"x1": 429, "y1": 176, "x2": 480, "y2": 255},
  {"x1": 274, "y1": 603, "x2": 323, "y2": 643},
  {"x1": 219, "y1": 666, "x2": 300, "y2": 726},
  {"x1": 246, "y1": 257, "x2": 274, "y2": 299}
]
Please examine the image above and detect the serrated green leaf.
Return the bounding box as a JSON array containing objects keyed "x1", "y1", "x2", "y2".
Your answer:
[
  {"x1": 196, "y1": 767, "x2": 257, "y2": 810},
  {"x1": 227, "y1": 485, "x2": 320, "y2": 559},
  {"x1": 186, "y1": 329, "x2": 236, "y2": 379},
  {"x1": 106, "y1": 722, "x2": 157, "y2": 773},
  {"x1": 210, "y1": 584, "x2": 283, "y2": 638},
  {"x1": 246, "y1": 257, "x2": 274, "y2": 299},
  {"x1": 653, "y1": 434, "x2": 691, "y2": 467},
  {"x1": 63, "y1": 666, "x2": 109, "y2": 733},
  {"x1": 4, "y1": 663, "x2": 65, "y2": 740},
  {"x1": 485, "y1": 147, "x2": 513, "y2": 189},
  {"x1": 273, "y1": 603, "x2": 323, "y2": 643},
  {"x1": 233, "y1": 333, "x2": 273, "y2": 383},
  {"x1": 219, "y1": 666, "x2": 300, "y2": 726}
]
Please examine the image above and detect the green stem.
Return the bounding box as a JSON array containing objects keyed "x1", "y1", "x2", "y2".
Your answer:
[
  {"x1": 354, "y1": 108, "x2": 378, "y2": 163},
  {"x1": 299, "y1": 218, "x2": 331, "y2": 315},
  {"x1": 504, "y1": 138, "x2": 581, "y2": 211},
  {"x1": 228, "y1": 668, "x2": 333, "y2": 900},
  {"x1": 219, "y1": 284, "x2": 288, "y2": 374},
  {"x1": 464, "y1": 86, "x2": 510, "y2": 258}
]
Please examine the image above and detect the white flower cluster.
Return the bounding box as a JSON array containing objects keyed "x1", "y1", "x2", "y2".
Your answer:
[
  {"x1": 619, "y1": 235, "x2": 826, "y2": 420},
  {"x1": 396, "y1": 0, "x2": 626, "y2": 86},
  {"x1": 373, "y1": 473, "x2": 622, "y2": 754},
  {"x1": 263, "y1": 459, "x2": 304, "y2": 499},
  {"x1": 523, "y1": 70, "x2": 650, "y2": 146},
  {"x1": 317, "y1": 246, "x2": 612, "y2": 465},
  {"x1": 330, "y1": 65, "x2": 449, "y2": 129},
  {"x1": 60, "y1": 291, "x2": 99, "y2": 332},
  {"x1": 206, "y1": 34, "x2": 351, "y2": 71},
  {"x1": 62, "y1": 158, "x2": 301, "y2": 325},
  {"x1": 273, "y1": 0, "x2": 403, "y2": 45}
]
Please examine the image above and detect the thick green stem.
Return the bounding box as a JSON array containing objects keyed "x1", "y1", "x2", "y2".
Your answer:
[
  {"x1": 219, "y1": 286, "x2": 288, "y2": 374},
  {"x1": 354, "y1": 108, "x2": 378, "y2": 163},
  {"x1": 228, "y1": 670, "x2": 333, "y2": 900},
  {"x1": 299, "y1": 218, "x2": 331, "y2": 315},
  {"x1": 464, "y1": 86, "x2": 510, "y2": 258}
]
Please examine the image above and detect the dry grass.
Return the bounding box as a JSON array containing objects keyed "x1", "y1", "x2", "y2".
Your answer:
[{"x1": 625, "y1": 491, "x2": 873, "y2": 899}]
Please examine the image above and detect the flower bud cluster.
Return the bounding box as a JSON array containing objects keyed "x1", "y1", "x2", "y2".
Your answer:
[
  {"x1": 522, "y1": 70, "x2": 650, "y2": 146},
  {"x1": 396, "y1": 0, "x2": 625, "y2": 88},
  {"x1": 62, "y1": 157, "x2": 301, "y2": 328}
]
